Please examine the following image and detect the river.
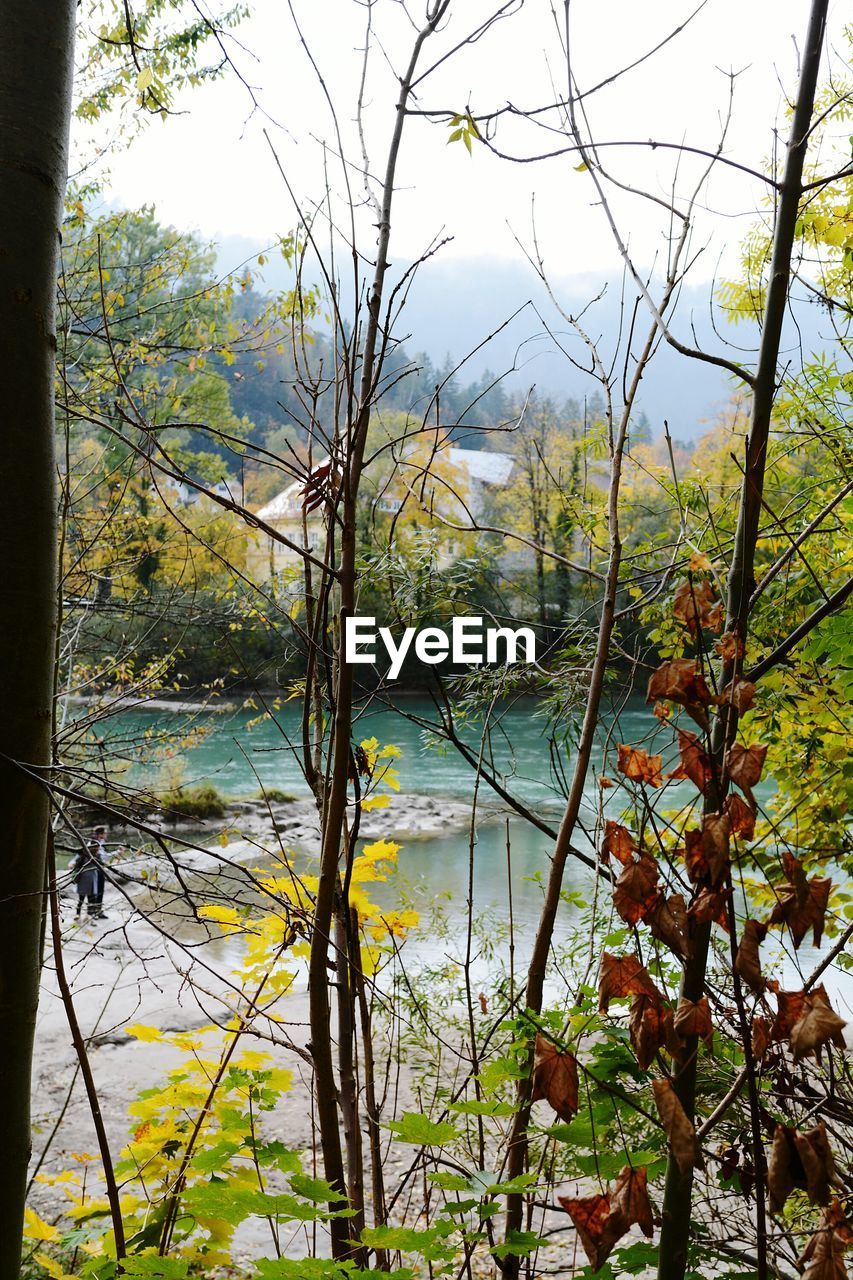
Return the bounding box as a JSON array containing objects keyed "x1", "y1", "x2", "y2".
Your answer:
[
  {"x1": 91, "y1": 693, "x2": 848, "y2": 1004},
  {"x1": 106, "y1": 691, "x2": 649, "y2": 807}
]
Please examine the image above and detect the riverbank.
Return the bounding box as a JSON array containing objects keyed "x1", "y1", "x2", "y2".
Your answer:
[{"x1": 31, "y1": 789, "x2": 482, "y2": 1259}]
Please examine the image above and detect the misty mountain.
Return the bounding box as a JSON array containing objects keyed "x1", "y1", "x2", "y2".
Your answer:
[{"x1": 217, "y1": 234, "x2": 833, "y2": 439}]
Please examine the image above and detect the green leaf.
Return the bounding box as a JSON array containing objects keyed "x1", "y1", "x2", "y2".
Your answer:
[
  {"x1": 255, "y1": 1141, "x2": 302, "y2": 1174},
  {"x1": 184, "y1": 1181, "x2": 351, "y2": 1226},
  {"x1": 427, "y1": 1171, "x2": 471, "y2": 1192},
  {"x1": 289, "y1": 1173, "x2": 349, "y2": 1203},
  {"x1": 254, "y1": 1262, "x2": 413, "y2": 1280},
  {"x1": 386, "y1": 1112, "x2": 459, "y2": 1145},
  {"x1": 450, "y1": 1098, "x2": 514, "y2": 1117},
  {"x1": 492, "y1": 1230, "x2": 545, "y2": 1259},
  {"x1": 120, "y1": 1260, "x2": 189, "y2": 1278},
  {"x1": 193, "y1": 1139, "x2": 241, "y2": 1173},
  {"x1": 361, "y1": 1222, "x2": 455, "y2": 1261}
]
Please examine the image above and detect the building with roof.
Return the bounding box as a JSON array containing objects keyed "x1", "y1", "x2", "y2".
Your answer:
[{"x1": 249, "y1": 446, "x2": 514, "y2": 585}]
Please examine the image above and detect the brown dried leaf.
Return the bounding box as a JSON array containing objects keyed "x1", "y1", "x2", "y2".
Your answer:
[
  {"x1": 769, "y1": 854, "x2": 833, "y2": 948},
  {"x1": 751, "y1": 1016, "x2": 770, "y2": 1060},
  {"x1": 300, "y1": 461, "x2": 337, "y2": 512},
  {"x1": 688, "y1": 886, "x2": 731, "y2": 931},
  {"x1": 825, "y1": 1201, "x2": 853, "y2": 1246},
  {"x1": 617, "y1": 744, "x2": 663, "y2": 788},
  {"x1": 609, "y1": 1164, "x2": 654, "y2": 1238},
  {"x1": 531, "y1": 1033, "x2": 579, "y2": 1122},
  {"x1": 648, "y1": 658, "x2": 713, "y2": 707},
  {"x1": 629, "y1": 993, "x2": 680, "y2": 1069},
  {"x1": 613, "y1": 853, "x2": 661, "y2": 925},
  {"x1": 601, "y1": 820, "x2": 637, "y2": 866},
  {"x1": 629, "y1": 993, "x2": 663, "y2": 1070},
  {"x1": 794, "y1": 1125, "x2": 842, "y2": 1207},
  {"x1": 714, "y1": 630, "x2": 745, "y2": 663},
  {"x1": 790, "y1": 1000, "x2": 848, "y2": 1064},
  {"x1": 704, "y1": 600, "x2": 724, "y2": 633},
  {"x1": 559, "y1": 1165, "x2": 654, "y2": 1270},
  {"x1": 558, "y1": 1192, "x2": 614, "y2": 1272},
  {"x1": 684, "y1": 828, "x2": 708, "y2": 883},
  {"x1": 726, "y1": 742, "x2": 767, "y2": 803},
  {"x1": 725, "y1": 793, "x2": 756, "y2": 841},
  {"x1": 647, "y1": 893, "x2": 691, "y2": 959},
  {"x1": 684, "y1": 814, "x2": 730, "y2": 887},
  {"x1": 652, "y1": 1079, "x2": 703, "y2": 1175},
  {"x1": 735, "y1": 919, "x2": 768, "y2": 995},
  {"x1": 671, "y1": 730, "x2": 713, "y2": 792},
  {"x1": 798, "y1": 1201, "x2": 852, "y2": 1280},
  {"x1": 598, "y1": 953, "x2": 659, "y2": 1013},
  {"x1": 769, "y1": 985, "x2": 809, "y2": 1041},
  {"x1": 769, "y1": 985, "x2": 845, "y2": 1059},
  {"x1": 647, "y1": 659, "x2": 714, "y2": 729},
  {"x1": 673, "y1": 578, "x2": 720, "y2": 635},
  {"x1": 673, "y1": 996, "x2": 713, "y2": 1048},
  {"x1": 768, "y1": 1124, "x2": 800, "y2": 1214},
  {"x1": 719, "y1": 679, "x2": 757, "y2": 714},
  {"x1": 768, "y1": 1122, "x2": 840, "y2": 1213},
  {"x1": 702, "y1": 812, "x2": 731, "y2": 885}
]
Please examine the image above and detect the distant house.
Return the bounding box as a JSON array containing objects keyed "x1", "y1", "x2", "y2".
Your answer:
[
  {"x1": 160, "y1": 477, "x2": 237, "y2": 508},
  {"x1": 250, "y1": 447, "x2": 513, "y2": 583},
  {"x1": 446, "y1": 447, "x2": 513, "y2": 511},
  {"x1": 251, "y1": 462, "x2": 327, "y2": 584}
]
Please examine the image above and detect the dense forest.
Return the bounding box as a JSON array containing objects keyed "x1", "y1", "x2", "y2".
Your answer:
[{"x1": 0, "y1": 4, "x2": 851, "y2": 1280}]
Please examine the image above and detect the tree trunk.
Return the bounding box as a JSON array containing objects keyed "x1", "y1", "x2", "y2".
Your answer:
[
  {"x1": 501, "y1": 238, "x2": 693, "y2": 1272},
  {"x1": 305, "y1": 8, "x2": 449, "y2": 1255},
  {"x1": 0, "y1": 3, "x2": 75, "y2": 1270},
  {"x1": 656, "y1": 4, "x2": 828, "y2": 1277}
]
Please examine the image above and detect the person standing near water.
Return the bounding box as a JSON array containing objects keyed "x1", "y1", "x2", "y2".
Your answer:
[
  {"x1": 72, "y1": 839, "x2": 100, "y2": 919},
  {"x1": 90, "y1": 825, "x2": 108, "y2": 918}
]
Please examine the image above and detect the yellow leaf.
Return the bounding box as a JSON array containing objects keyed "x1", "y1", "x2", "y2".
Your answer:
[
  {"x1": 235, "y1": 1049, "x2": 271, "y2": 1070},
  {"x1": 34, "y1": 1255, "x2": 73, "y2": 1279},
  {"x1": 198, "y1": 904, "x2": 242, "y2": 933},
  {"x1": 360, "y1": 838, "x2": 400, "y2": 861},
  {"x1": 24, "y1": 1208, "x2": 60, "y2": 1241},
  {"x1": 124, "y1": 1023, "x2": 162, "y2": 1043},
  {"x1": 361, "y1": 793, "x2": 390, "y2": 812},
  {"x1": 266, "y1": 1068, "x2": 294, "y2": 1092},
  {"x1": 136, "y1": 66, "x2": 154, "y2": 91}
]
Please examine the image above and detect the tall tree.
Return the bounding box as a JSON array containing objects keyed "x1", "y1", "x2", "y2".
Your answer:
[
  {"x1": 0, "y1": 2, "x2": 76, "y2": 1269},
  {"x1": 657, "y1": 3, "x2": 830, "y2": 1276}
]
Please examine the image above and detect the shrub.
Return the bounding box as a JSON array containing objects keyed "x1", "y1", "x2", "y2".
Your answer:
[
  {"x1": 161, "y1": 783, "x2": 226, "y2": 820},
  {"x1": 255, "y1": 787, "x2": 297, "y2": 803}
]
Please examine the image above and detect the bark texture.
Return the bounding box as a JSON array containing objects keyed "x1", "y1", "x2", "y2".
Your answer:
[{"x1": 0, "y1": 3, "x2": 75, "y2": 1270}]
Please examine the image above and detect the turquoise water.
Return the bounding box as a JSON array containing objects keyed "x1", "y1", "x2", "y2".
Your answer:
[
  {"x1": 85, "y1": 694, "x2": 848, "y2": 1004},
  {"x1": 99, "y1": 692, "x2": 651, "y2": 809}
]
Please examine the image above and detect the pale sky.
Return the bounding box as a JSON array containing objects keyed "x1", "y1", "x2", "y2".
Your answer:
[{"x1": 93, "y1": 0, "x2": 849, "y2": 285}]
